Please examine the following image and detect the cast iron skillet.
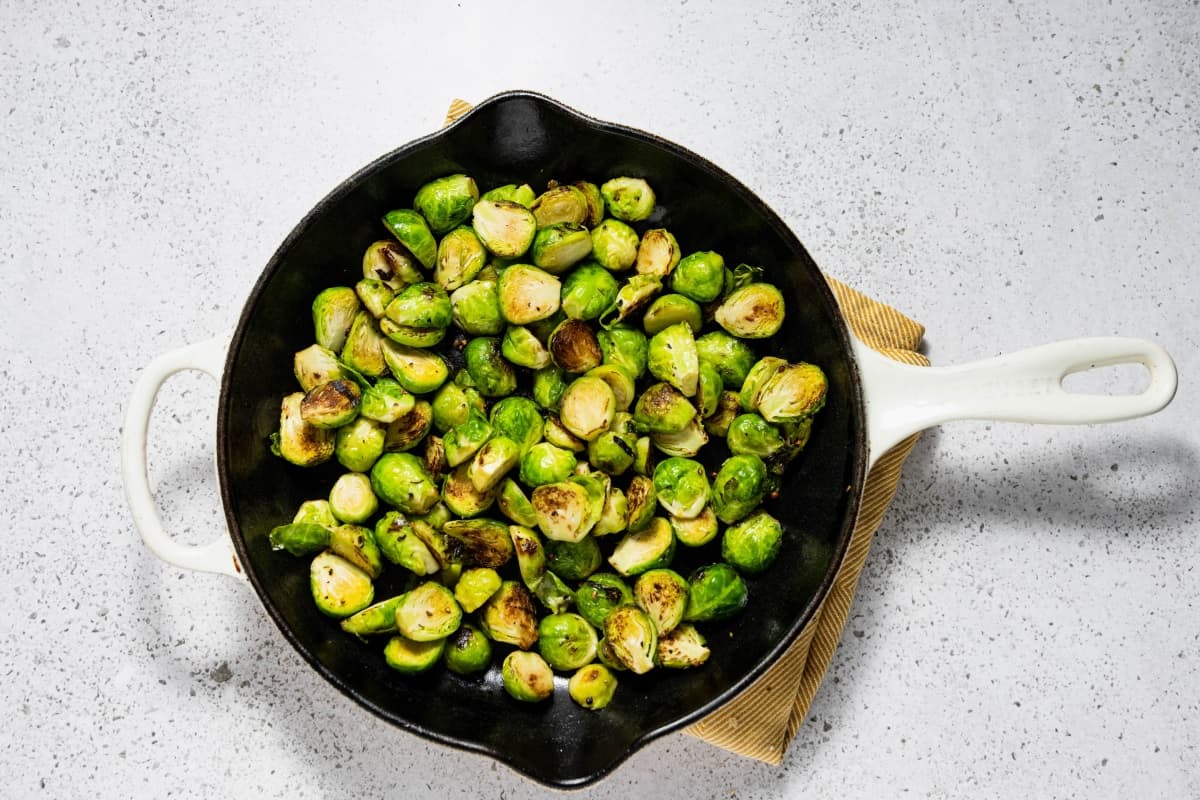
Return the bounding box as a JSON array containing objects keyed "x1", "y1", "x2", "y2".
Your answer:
[{"x1": 122, "y1": 91, "x2": 1177, "y2": 788}]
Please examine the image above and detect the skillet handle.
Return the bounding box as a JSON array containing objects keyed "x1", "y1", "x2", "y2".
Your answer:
[
  {"x1": 121, "y1": 332, "x2": 246, "y2": 580},
  {"x1": 855, "y1": 336, "x2": 1178, "y2": 467}
]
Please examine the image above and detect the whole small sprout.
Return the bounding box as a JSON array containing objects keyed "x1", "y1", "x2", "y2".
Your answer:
[
  {"x1": 450, "y1": 278, "x2": 506, "y2": 336},
  {"x1": 463, "y1": 337, "x2": 518, "y2": 398},
  {"x1": 669, "y1": 251, "x2": 726, "y2": 303},
  {"x1": 501, "y1": 325, "x2": 552, "y2": 369},
  {"x1": 561, "y1": 263, "x2": 620, "y2": 321},
  {"x1": 369, "y1": 452, "x2": 440, "y2": 515},
  {"x1": 355, "y1": 279, "x2": 395, "y2": 319},
  {"x1": 544, "y1": 536, "x2": 603, "y2": 581},
  {"x1": 727, "y1": 413, "x2": 787, "y2": 460},
  {"x1": 597, "y1": 325, "x2": 649, "y2": 380},
  {"x1": 652, "y1": 458, "x2": 710, "y2": 519},
  {"x1": 384, "y1": 282, "x2": 453, "y2": 330},
  {"x1": 312, "y1": 286, "x2": 361, "y2": 352},
  {"x1": 683, "y1": 563, "x2": 748, "y2": 622},
  {"x1": 568, "y1": 664, "x2": 618, "y2": 710},
  {"x1": 695, "y1": 331, "x2": 757, "y2": 388},
  {"x1": 711, "y1": 453, "x2": 768, "y2": 524},
  {"x1": 633, "y1": 383, "x2": 696, "y2": 435},
  {"x1": 590, "y1": 219, "x2": 640, "y2": 271},
  {"x1": 359, "y1": 379, "x2": 415, "y2": 424},
  {"x1": 454, "y1": 568, "x2": 503, "y2": 613},
  {"x1": 721, "y1": 510, "x2": 784, "y2": 574},
  {"x1": 413, "y1": 174, "x2": 479, "y2": 234},
  {"x1": 443, "y1": 623, "x2": 493, "y2": 675},
  {"x1": 647, "y1": 322, "x2": 699, "y2": 397},
  {"x1": 600, "y1": 177, "x2": 656, "y2": 222},
  {"x1": 537, "y1": 612, "x2": 599, "y2": 671},
  {"x1": 520, "y1": 442, "x2": 578, "y2": 487},
  {"x1": 531, "y1": 365, "x2": 569, "y2": 412},
  {"x1": 489, "y1": 397, "x2": 545, "y2": 455}
]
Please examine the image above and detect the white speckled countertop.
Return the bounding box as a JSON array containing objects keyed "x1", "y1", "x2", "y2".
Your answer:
[{"x1": 3, "y1": 1, "x2": 1197, "y2": 796}]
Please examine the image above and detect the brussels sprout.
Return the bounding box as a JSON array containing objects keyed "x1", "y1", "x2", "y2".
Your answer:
[
  {"x1": 545, "y1": 536, "x2": 603, "y2": 581},
  {"x1": 442, "y1": 462, "x2": 498, "y2": 518},
  {"x1": 633, "y1": 383, "x2": 696, "y2": 435},
  {"x1": 590, "y1": 219, "x2": 640, "y2": 272},
  {"x1": 489, "y1": 397, "x2": 544, "y2": 455},
  {"x1": 355, "y1": 278, "x2": 395, "y2": 319},
  {"x1": 538, "y1": 612, "x2": 599, "y2": 671},
  {"x1": 443, "y1": 407, "x2": 493, "y2": 467},
  {"x1": 598, "y1": 273, "x2": 662, "y2": 329},
  {"x1": 381, "y1": 342, "x2": 449, "y2": 395},
  {"x1": 711, "y1": 453, "x2": 768, "y2": 524},
  {"x1": 596, "y1": 637, "x2": 628, "y2": 672},
  {"x1": 692, "y1": 361, "x2": 724, "y2": 419},
  {"x1": 312, "y1": 286, "x2": 361, "y2": 352},
  {"x1": 363, "y1": 239, "x2": 424, "y2": 290},
  {"x1": 498, "y1": 478, "x2": 538, "y2": 528},
  {"x1": 375, "y1": 514, "x2": 441, "y2": 575},
  {"x1": 468, "y1": 436, "x2": 521, "y2": 492},
  {"x1": 739, "y1": 356, "x2": 789, "y2": 412},
  {"x1": 695, "y1": 331, "x2": 756, "y2": 388},
  {"x1": 703, "y1": 391, "x2": 742, "y2": 438},
  {"x1": 573, "y1": 180, "x2": 604, "y2": 227},
  {"x1": 652, "y1": 457, "x2": 710, "y2": 519},
  {"x1": 534, "y1": 571, "x2": 575, "y2": 613},
  {"x1": 340, "y1": 310, "x2": 388, "y2": 377},
  {"x1": 669, "y1": 251, "x2": 726, "y2": 303},
  {"x1": 548, "y1": 319, "x2": 603, "y2": 374},
  {"x1": 378, "y1": 316, "x2": 446, "y2": 349},
  {"x1": 293, "y1": 498, "x2": 337, "y2": 529},
  {"x1": 569, "y1": 663, "x2": 617, "y2": 710},
  {"x1": 479, "y1": 580, "x2": 539, "y2": 649},
  {"x1": 655, "y1": 623, "x2": 711, "y2": 668},
  {"x1": 722, "y1": 510, "x2": 783, "y2": 574},
  {"x1": 370, "y1": 452, "x2": 440, "y2": 514},
  {"x1": 559, "y1": 376, "x2": 616, "y2": 442},
  {"x1": 634, "y1": 568, "x2": 689, "y2": 636},
  {"x1": 414, "y1": 173, "x2": 479, "y2": 234},
  {"x1": 575, "y1": 573, "x2": 634, "y2": 629},
  {"x1": 625, "y1": 475, "x2": 657, "y2": 533},
  {"x1": 519, "y1": 442, "x2": 578, "y2": 487},
  {"x1": 532, "y1": 184, "x2": 589, "y2": 228},
  {"x1": 684, "y1": 563, "x2": 748, "y2": 622},
  {"x1": 501, "y1": 325, "x2": 552, "y2": 369},
  {"x1": 531, "y1": 481, "x2": 595, "y2": 542},
  {"x1": 383, "y1": 635, "x2": 445, "y2": 674},
  {"x1": 472, "y1": 200, "x2": 537, "y2": 258},
  {"x1": 587, "y1": 419, "x2": 636, "y2": 476},
  {"x1": 358, "y1": 379, "x2": 414, "y2": 424},
  {"x1": 293, "y1": 344, "x2": 348, "y2": 392},
  {"x1": 448, "y1": 278, "x2": 505, "y2": 336},
  {"x1": 593, "y1": 485, "x2": 628, "y2": 537},
  {"x1": 443, "y1": 518, "x2": 514, "y2": 568},
  {"x1": 727, "y1": 413, "x2": 787, "y2": 459},
  {"x1": 299, "y1": 379, "x2": 360, "y2": 429},
  {"x1": 431, "y1": 380, "x2": 484, "y2": 432},
  {"x1": 328, "y1": 473, "x2": 378, "y2": 525},
  {"x1": 670, "y1": 505, "x2": 720, "y2": 547},
  {"x1": 651, "y1": 416, "x2": 709, "y2": 457},
  {"x1": 603, "y1": 605, "x2": 657, "y2": 674},
  {"x1": 642, "y1": 293, "x2": 703, "y2": 336},
  {"x1": 496, "y1": 264, "x2": 561, "y2": 325},
  {"x1": 646, "y1": 322, "x2": 699, "y2": 398},
  {"x1": 268, "y1": 522, "x2": 330, "y2": 557},
  {"x1": 501, "y1": 651, "x2": 554, "y2": 702},
  {"x1": 506, "y1": 523, "x2": 547, "y2": 591},
  {"x1": 425, "y1": 433, "x2": 446, "y2": 481},
  {"x1": 597, "y1": 325, "x2": 648, "y2": 380},
  {"x1": 531, "y1": 223, "x2": 593, "y2": 273},
  {"x1": 443, "y1": 623, "x2": 492, "y2": 675},
  {"x1": 542, "y1": 414, "x2": 585, "y2": 453},
  {"x1": 481, "y1": 183, "x2": 535, "y2": 207},
  {"x1": 310, "y1": 551, "x2": 374, "y2": 618},
  {"x1": 724, "y1": 262, "x2": 764, "y2": 295},
  {"x1": 395, "y1": 581, "x2": 462, "y2": 641},
  {"x1": 633, "y1": 435, "x2": 657, "y2": 477},
  {"x1": 609, "y1": 517, "x2": 676, "y2": 577},
  {"x1": 550, "y1": 266, "x2": 618, "y2": 326},
  {"x1": 384, "y1": 282, "x2": 452, "y2": 331},
  {"x1": 382, "y1": 208, "x2": 438, "y2": 270},
  {"x1": 454, "y1": 567, "x2": 502, "y2": 613},
  {"x1": 755, "y1": 362, "x2": 828, "y2": 423},
  {"x1": 431, "y1": 226, "x2": 486, "y2": 292},
  {"x1": 409, "y1": 518, "x2": 454, "y2": 568},
  {"x1": 383, "y1": 400, "x2": 433, "y2": 452},
  {"x1": 276, "y1": 392, "x2": 335, "y2": 467},
  {"x1": 570, "y1": 469, "x2": 609, "y2": 528},
  {"x1": 411, "y1": 500, "x2": 453, "y2": 533},
  {"x1": 340, "y1": 594, "x2": 405, "y2": 638},
  {"x1": 633, "y1": 229, "x2": 681, "y2": 278},
  {"x1": 531, "y1": 366, "x2": 569, "y2": 412},
  {"x1": 463, "y1": 337, "x2": 517, "y2": 398},
  {"x1": 713, "y1": 282, "x2": 785, "y2": 339},
  {"x1": 600, "y1": 177, "x2": 655, "y2": 222}
]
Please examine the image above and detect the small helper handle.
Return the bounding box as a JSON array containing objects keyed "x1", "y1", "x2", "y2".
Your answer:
[
  {"x1": 121, "y1": 332, "x2": 246, "y2": 580},
  {"x1": 855, "y1": 336, "x2": 1178, "y2": 467}
]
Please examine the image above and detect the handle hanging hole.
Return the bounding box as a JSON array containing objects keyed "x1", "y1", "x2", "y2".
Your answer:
[{"x1": 1060, "y1": 362, "x2": 1151, "y2": 397}]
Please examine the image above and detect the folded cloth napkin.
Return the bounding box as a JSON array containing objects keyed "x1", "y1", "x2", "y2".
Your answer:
[{"x1": 442, "y1": 99, "x2": 929, "y2": 765}]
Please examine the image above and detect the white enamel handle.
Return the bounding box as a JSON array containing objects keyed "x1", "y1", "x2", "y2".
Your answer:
[
  {"x1": 121, "y1": 332, "x2": 246, "y2": 580},
  {"x1": 855, "y1": 336, "x2": 1178, "y2": 467}
]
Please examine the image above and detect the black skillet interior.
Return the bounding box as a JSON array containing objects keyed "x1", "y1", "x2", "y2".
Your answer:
[{"x1": 218, "y1": 91, "x2": 866, "y2": 788}]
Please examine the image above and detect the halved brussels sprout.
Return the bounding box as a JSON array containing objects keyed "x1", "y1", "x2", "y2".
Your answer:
[
  {"x1": 633, "y1": 382, "x2": 696, "y2": 435},
  {"x1": 382, "y1": 400, "x2": 433, "y2": 452},
  {"x1": 441, "y1": 462, "x2": 498, "y2": 518},
  {"x1": 340, "y1": 594, "x2": 405, "y2": 638},
  {"x1": 434, "y1": 226, "x2": 487, "y2": 291},
  {"x1": 633, "y1": 435, "x2": 657, "y2": 477},
  {"x1": 531, "y1": 481, "x2": 595, "y2": 542},
  {"x1": 498, "y1": 478, "x2": 539, "y2": 528},
  {"x1": 482, "y1": 399, "x2": 539, "y2": 458},
  {"x1": 569, "y1": 663, "x2": 617, "y2": 710},
  {"x1": 481, "y1": 183, "x2": 535, "y2": 207},
  {"x1": 590, "y1": 219, "x2": 640, "y2": 272},
  {"x1": 340, "y1": 310, "x2": 388, "y2": 377},
  {"x1": 597, "y1": 637, "x2": 628, "y2": 672},
  {"x1": 443, "y1": 623, "x2": 493, "y2": 675},
  {"x1": 328, "y1": 473, "x2": 378, "y2": 525},
  {"x1": 634, "y1": 568, "x2": 689, "y2": 636},
  {"x1": 424, "y1": 433, "x2": 446, "y2": 481},
  {"x1": 395, "y1": 581, "x2": 462, "y2": 641},
  {"x1": 472, "y1": 200, "x2": 537, "y2": 258},
  {"x1": 570, "y1": 471, "x2": 609, "y2": 534},
  {"x1": 722, "y1": 510, "x2": 783, "y2": 574},
  {"x1": 329, "y1": 521, "x2": 383, "y2": 580},
  {"x1": 496, "y1": 263, "x2": 562, "y2": 325},
  {"x1": 384, "y1": 635, "x2": 445, "y2": 674},
  {"x1": 375, "y1": 514, "x2": 440, "y2": 575},
  {"x1": 597, "y1": 325, "x2": 648, "y2": 379},
  {"x1": 331, "y1": 415, "x2": 383, "y2": 473},
  {"x1": 609, "y1": 517, "x2": 676, "y2": 577},
  {"x1": 382, "y1": 208, "x2": 438, "y2": 270},
  {"x1": 454, "y1": 567, "x2": 502, "y2": 613},
  {"x1": 468, "y1": 436, "x2": 521, "y2": 492},
  {"x1": 414, "y1": 173, "x2": 479, "y2": 234},
  {"x1": 384, "y1": 282, "x2": 452, "y2": 330},
  {"x1": 501, "y1": 650, "x2": 554, "y2": 702},
  {"x1": 559, "y1": 376, "x2": 616, "y2": 442},
  {"x1": 501, "y1": 325, "x2": 552, "y2": 369},
  {"x1": 584, "y1": 365, "x2": 636, "y2": 413},
  {"x1": 739, "y1": 356, "x2": 789, "y2": 412},
  {"x1": 479, "y1": 580, "x2": 539, "y2": 649},
  {"x1": 443, "y1": 518, "x2": 514, "y2": 568},
  {"x1": 651, "y1": 415, "x2": 709, "y2": 457},
  {"x1": 532, "y1": 184, "x2": 589, "y2": 228},
  {"x1": 642, "y1": 293, "x2": 703, "y2": 336},
  {"x1": 603, "y1": 604, "x2": 657, "y2": 674},
  {"x1": 532, "y1": 223, "x2": 593, "y2": 273},
  {"x1": 312, "y1": 286, "x2": 361, "y2": 352},
  {"x1": 520, "y1": 442, "x2": 578, "y2": 487},
  {"x1": 431, "y1": 379, "x2": 485, "y2": 432},
  {"x1": 538, "y1": 612, "x2": 599, "y2": 671},
  {"x1": 561, "y1": 263, "x2": 621, "y2": 321},
  {"x1": 293, "y1": 344, "x2": 348, "y2": 392},
  {"x1": 532, "y1": 365, "x2": 569, "y2": 412},
  {"x1": 670, "y1": 505, "x2": 720, "y2": 547},
  {"x1": 310, "y1": 551, "x2": 374, "y2": 618},
  {"x1": 714, "y1": 282, "x2": 785, "y2": 338},
  {"x1": 727, "y1": 413, "x2": 787, "y2": 460},
  {"x1": 652, "y1": 457, "x2": 710, "y2": 519},
  {"x1": 600, "y1": 177, "x2": 655, "y2": 222},
  {"x1": 669, "y1": 251, "x2": 726, "y2": 303},
  {"x1": 647, "y1": 322, "x2": 699, "y2": 397},
  {"x1": 755, "y1": 362, "x2": 828, "y2": 423},
  {"x1": 684, "y1": 563, "x2": 748, "y2": 622},
  {"x1": 277, "y1": 392, "x2": 335, "y2": 467},
  {"x1": 593, "y1": 485, "x2": 628, "y2": 537},
  {"x1": 587, "y1": 428, "x2": 636, "y2": 477},
  {"x1": 381, "y1": 341, "x2": 449, "y2": 394},
  {"x1": 625, "y1": 474, "x2": 657, "y2": 533},
  {"x1": 575, "y1": 573, "x2": 634, "y2": 629},
  {"x1": 300, "y1": 379, "x2": 360, "y2": 429},
  {"x1": 711, "y1": 453, "x2": 768, "y2": 524},
  {"x1": 269, "y1": 522, "x2": 330, "y2": 557},
  {"x1": 463, "y1": 337, "x2": 517, "y2": 398},
  {"x1": 359, "y1": 379, "x2": 414, "y2": 424},
  {"x1": 573, "y1": 180, "x2": 604, "y2": 227},
  {"x1": 355, "y1": 279, "x2": 395, "y2": 319},
  {"x1": 655, "y1": 623, "x2": 711, "y2": 668},
  {"x1": 370, "y1": 452, "x2": 440, "y2": 514},
  {"x1": 378, "y1": 316, "x2": 446, "y2": 348},
  {"x1": 363, "y1": 239, "x2": 423, "y2": 290},
  {"x1": 695, "y1": 362, "x2": 724, "y2": 419},
  {"x1": 548, "y1": 319, "x2": 603, "y2": 374},
  {"x1": 695, "y1": 331, "x2": 756, "y2": 388},
  {"x1": 294, "y1": 498, "x2": 336, "y2": 529},
  {"x1": 538, "y1": 572, "x2": 575, "y2": 614},
  {"x1": 542, "y1": 414, "x2": 585, "y2": 452},
  {"x1": 544, "y1": 536, "x2": 603, "y2": 581},
  {"x1": 703, "y1": 391, "x2": 742, "y2": 438},
  {"x1": 443, "y1": 407, "x2": 492, "y2": 467},
  {"x1": 449, "y1": 278, "x2": 505, "y2": 335},
  {"x1": 598, "y1": 273, "x2": 662, "y2": 329},
  {"x1": 634, "y1": 229, "x2": 681, "y2": 278}
]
